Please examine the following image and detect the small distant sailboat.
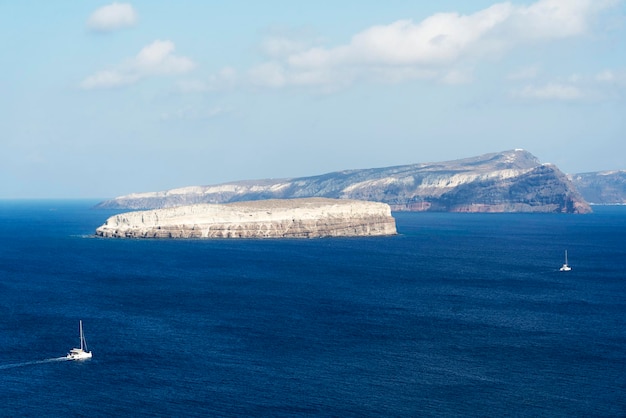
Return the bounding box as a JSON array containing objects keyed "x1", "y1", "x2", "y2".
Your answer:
[
  {"x1": 66, "y1": 320, "x2": 92, "y2": 360},
  {"x1": 559, "y1": 250, "x2": 572, "y2": 272}
]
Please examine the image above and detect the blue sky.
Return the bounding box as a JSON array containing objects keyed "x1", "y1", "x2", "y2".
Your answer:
[{"x1": 1, "y1": 0, "x2": 625, "y2": 198}]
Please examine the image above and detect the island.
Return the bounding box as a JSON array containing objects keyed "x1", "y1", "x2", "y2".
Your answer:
[
  {"x1": 95, "y1": 198, "x2": 397, "y2": 238},
  {"x1": 95, "y1": 150, "x2": 591, "y2": 214},
  {"x1": 569, "y1": 170, "x2": 626, "y2": 205}
]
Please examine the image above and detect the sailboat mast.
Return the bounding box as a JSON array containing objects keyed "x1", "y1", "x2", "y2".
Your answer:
[{"x1": 79, "y1": 320, "x2": 84, "y2": 350}]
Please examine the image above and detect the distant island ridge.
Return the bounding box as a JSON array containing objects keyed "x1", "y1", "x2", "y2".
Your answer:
[
  {"x1": 96, "y1": 149, "x2": 603, "y2": 214},
  {"x1": 568, "y1": 171, "x2": 626, "y2": 205}
]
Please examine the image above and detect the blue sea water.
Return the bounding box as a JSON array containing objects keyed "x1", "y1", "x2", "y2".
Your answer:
[{"x1": 0, "y1": 200, "x2": 624, "y2": 417}]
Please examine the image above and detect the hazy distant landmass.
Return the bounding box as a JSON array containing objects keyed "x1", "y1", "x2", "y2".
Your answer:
[
  {"x1": 95, "y1": 198, "x2": 397, "y2": 239},
  {"x1": 569, "y1": 171, "x2": 626, "y2": 205},
  {"x1": 96, "y1": 149, "x2": 591, "y2": 214}
]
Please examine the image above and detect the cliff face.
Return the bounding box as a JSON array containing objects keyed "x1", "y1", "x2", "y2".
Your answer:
[
  {"x1": 96, "y1": 149, "x2": 591, "y2": 214},
  {"x1": 95, "y1": 198, "x2": 397, "y2": 239},
  {"x1": 569, "y1": 171, "x2": 626, "y2": 204},
  {"x1": 430, "y1": 164, "x2": 591, "y2": 213}
]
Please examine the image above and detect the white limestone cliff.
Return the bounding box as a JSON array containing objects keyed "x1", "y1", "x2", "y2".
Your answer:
[{"x1": 95, "y1": 198, "x2": 397, "y2": 238}]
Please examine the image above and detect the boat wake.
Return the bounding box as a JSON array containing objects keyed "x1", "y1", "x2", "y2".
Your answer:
[{"x1": 0, "y1": 357, "x2": 69, "y2": 370}]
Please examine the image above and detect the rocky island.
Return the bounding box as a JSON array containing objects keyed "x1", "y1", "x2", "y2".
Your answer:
[
  {"x1": 95, "y1": 150, "x2": 591, "y2": 214},
  {"x1": 95, "y1": 198, "x2": 397, "y2": 238},
  {"x1": 569, "y1": 170, "x2": 626, "y2": 205}
]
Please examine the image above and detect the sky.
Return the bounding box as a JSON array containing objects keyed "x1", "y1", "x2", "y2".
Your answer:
[{"x1": 1, "y1": 0, "x2": 625, "y2": 199}]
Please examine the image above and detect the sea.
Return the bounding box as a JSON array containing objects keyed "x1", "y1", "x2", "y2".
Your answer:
[{"x1": 0, "y1": 200, "x2": 624, "y2": 417}]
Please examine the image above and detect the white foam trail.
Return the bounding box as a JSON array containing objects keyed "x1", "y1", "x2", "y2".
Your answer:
[{"x1": 0, "y1": 357, "x2": 69, "y2": 370}]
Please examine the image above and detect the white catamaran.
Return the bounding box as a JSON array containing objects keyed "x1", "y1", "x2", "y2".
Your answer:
[
  {"x1": 66, "y1": 320, "x2": 92, "y2": 360},
  {"x1": 559, "y1": 250, "x2": 572, "y2": 272}
]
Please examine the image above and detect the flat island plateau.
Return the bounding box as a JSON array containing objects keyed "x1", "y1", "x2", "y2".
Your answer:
[{"x1": 95, "y1": 198, "x2": 397, "y2": 239}]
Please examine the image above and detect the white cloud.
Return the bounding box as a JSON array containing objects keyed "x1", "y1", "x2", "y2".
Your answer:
[
  {"x1": 506, "y1": 0, "x2": 592, "y2": 40},
  {"x1": 261, "y1": 37, "x2": 314, "y2": 59},
  {"x1": 80, "y1": 70, "x2": 139, "y2": 90},
  {"x1": 596, "y1": 70, "x2": 616, "y2": 82},
  {"x1": 160, "y1": 105, "x2": 232, "y2": 121},
  {"x1": 249, "y1": 62, "x2": 288, "y2": 88},
  {"x1": 440, "y1": 69, "x2": 473, "y2": 85},
  {"x1": 176, "y1": 67, "x2": 238, "y2": 93},
  {"x1": 347, "y1": 3, "x2": 513, "y2": 66},
  {"x1": 367, "y1": 67, "x2": 437, "y2": 84},
  {"x1": 248, "y1": 0, "x2": 617, "y2": 90},
  {"x1": 133, "y1": 40, "x2": 194, "y2": 75},
  {"x1": 507, "y1": 65, "x2": 541, "y2": 80},
  {"x1": 258, "y1": 27, "x2": 323, "y2": 59},
  {"x1": 508, "y1": 67, "x2": 626, "y2": 102},
  {"x1": 596, "y1": 69, "x2": 626, "y2": 86},
  {"x1": 513, "y1": 83, "x2": 584, "y2": 100},
  {"x1": 87, "y1": 2, "x2": 137, "y2": 32},
  {"x1": 80, "y1": 40, "x2": 195, "y2": 90}
]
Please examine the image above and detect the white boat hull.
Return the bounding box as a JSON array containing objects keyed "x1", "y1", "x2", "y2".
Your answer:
[{"x1": 67, "y1": 348, "x2": 92, "y2": 360}]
